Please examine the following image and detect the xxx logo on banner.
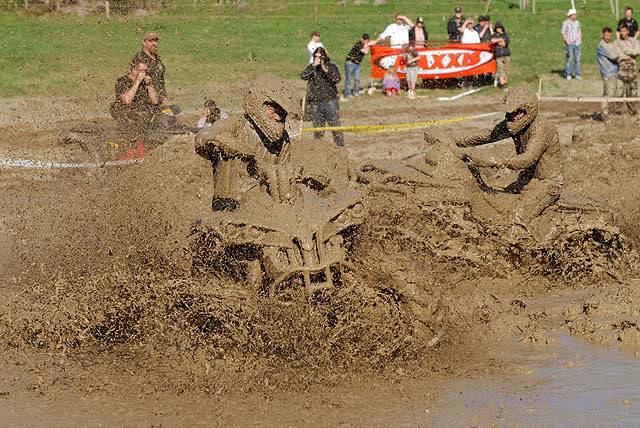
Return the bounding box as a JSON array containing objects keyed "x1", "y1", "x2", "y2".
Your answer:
[{"x1": 371, "y1": 43, "x2": 497, "y2": 80}]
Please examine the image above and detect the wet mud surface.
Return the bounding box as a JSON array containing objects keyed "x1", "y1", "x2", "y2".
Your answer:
[{"x1": 2, "y1": 89, "x2": 640, "y2": 425}]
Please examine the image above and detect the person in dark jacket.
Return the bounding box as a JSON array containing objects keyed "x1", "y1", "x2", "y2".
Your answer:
[
  {"x1": 409, "y1": 16, "x2": 429, "y2": 47},
  {"x1": 301, "y1": 47, "x2": 344, "y2": 147},
  {"x1": 447, "y1": 6, "x2": 465, "y2": 42},
  {"x1": 491, "y1": 21, "x2": 511, "y2": 89},
  {"x1": 474, "y1": 16, "x2": 493, "y2": 42}
]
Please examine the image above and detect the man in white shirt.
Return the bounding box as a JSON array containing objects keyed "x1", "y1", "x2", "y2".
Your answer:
[
  {"x1": 376, "y1": 14, "x2": 415, "y2": 48},
  {"x1": 307, "y1": 31, "x2": 325, "y2": 64},
  {"x1": 561, "y1": 9, "x2": 582, "y2": 80}
]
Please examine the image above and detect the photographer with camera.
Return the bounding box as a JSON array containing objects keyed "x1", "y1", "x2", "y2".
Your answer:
[
  {"x1": 110, "y1": 58, "x2": 161, "y2": 141},
  {"x1": 301, "y1": 47, "x2": 344, "y2": 147}
]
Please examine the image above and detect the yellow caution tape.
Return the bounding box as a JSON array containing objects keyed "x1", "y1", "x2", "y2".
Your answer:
[{"x1": 301, "y1": 112, "x2": 496, "y2": 134}]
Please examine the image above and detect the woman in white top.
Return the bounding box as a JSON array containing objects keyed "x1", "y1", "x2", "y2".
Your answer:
[{"x1": 461, "y1": 19, "x2": 481, "y2": 44}]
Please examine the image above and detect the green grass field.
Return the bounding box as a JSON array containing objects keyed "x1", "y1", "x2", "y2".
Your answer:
[{"x1": 0, "y1": 0, "x2": 624, "y2": 97}]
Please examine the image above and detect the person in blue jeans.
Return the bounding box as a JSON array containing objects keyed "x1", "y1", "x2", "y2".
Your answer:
[
  {"x1": 341, "y1": 33, "x2": 373, "y2": 101},
  {"x1": 561, "y1": 8, "x2": 582, "y2": 80}
]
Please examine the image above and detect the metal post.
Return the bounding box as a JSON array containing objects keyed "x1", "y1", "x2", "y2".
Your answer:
[
  {"x1": 313, "y1": 0, "x2": 318, "y2": 25},
  {"x1": 484, "y1": 0, "x2": 491, "y2": 14}
]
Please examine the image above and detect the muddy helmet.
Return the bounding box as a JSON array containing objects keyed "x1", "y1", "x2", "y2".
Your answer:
[
  {"x1": 243, "y1": 75, "x2": 302, "y2": 141},
  {"x1": 501, "y1": 87, "x2": 539, "y2": 134}
]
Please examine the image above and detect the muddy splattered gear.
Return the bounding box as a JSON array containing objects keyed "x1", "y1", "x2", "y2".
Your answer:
[
  {"x1": 204, "y1": 99, "x2": 222, "y2": 124},
  {"x1": 613, "y1": 37, "x2": 640, "y2": 115},
  {"x1": 243, "y1": 75, "x2": 302, "y2": 142},
  {"x1": 456, "y1": 88, "x2": 563, "y2": 229},
  {"x1": 196, "y1": 76, "x2": 302, "y2": 210},
  {"x1": 499, "y1": 87, "x2": 538, "y2": 135},
  {"x1": 617, "y1": 61, "x2": 638, "y2": 115},
  {"x1": 110, "y1": 75, "x2": 161, "y2": 138}
]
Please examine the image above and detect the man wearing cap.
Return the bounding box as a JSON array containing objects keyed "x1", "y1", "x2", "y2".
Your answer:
[
  {"x1": 447, "y1": 6, "x2": 465, "y2": 42},
  {"x1": 376, "y1": 14, "x2": 415, "y2": 48},
  {"x1": 409, "y1": 17, "x2": 429, "y2": 48},
  {"x1": 131, "y1": 32, "x2": 168, "y2": 105},
  {"x1": 617, "y1": 6, "x2": 639, "y2": 39},
  {"x1": 474, "y1": 16, "x2": 493, "y2": 42},
  {"x1": 561, "y1": 9, "x2": 582, "y2": 80},
  {"x1": 342, "y1": 33, "x2": 375, "y2": 100}
]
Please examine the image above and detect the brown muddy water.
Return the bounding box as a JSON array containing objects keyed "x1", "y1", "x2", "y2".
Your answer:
[
  {"x1": 429, "y1": 333, "x2": 640, "y2": 427},
  {"x1": 2, "y1": 333, "x2": 639, "y2": 427}
]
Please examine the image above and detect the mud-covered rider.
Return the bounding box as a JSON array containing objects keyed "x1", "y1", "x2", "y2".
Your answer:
[
  {"x1": 456, "y1": 88, "x2": 564, "y2": 233},
  {"x1": 195, "y1": 75, "x2": 302, "y2": 211}
]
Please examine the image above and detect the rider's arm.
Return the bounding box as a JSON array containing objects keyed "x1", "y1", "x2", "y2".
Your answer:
[
  {"x1": 146, "y1": 82, "x2": 159, "y2": 105},
  {"x1": 119, "y1": 79, "x2": 142, "y2": 105},
  {"x1": 195, "y1": 117, "x2": 250, "y2": 161},
  {"x1": 456, "y1": 120, "x2": 511, "y2": 147},
  {"x1": 498, "y1": 134, "x2": 548, "y2": 170}
]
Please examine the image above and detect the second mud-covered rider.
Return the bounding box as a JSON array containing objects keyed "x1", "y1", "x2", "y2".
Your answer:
[
  {"x1": 195, "y1": 75, "x2": 302, "y2": 211},
  {"x1": 456, "y1": 88, "x2": 564, "y2": 232}
]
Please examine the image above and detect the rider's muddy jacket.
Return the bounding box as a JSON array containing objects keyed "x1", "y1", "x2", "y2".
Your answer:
[
  {"x1": 195, "y1": 115, "x2": 290, "y2": 208},
  {"x1": 458, "y1": 118, "x2": 564, "y2": 188}
]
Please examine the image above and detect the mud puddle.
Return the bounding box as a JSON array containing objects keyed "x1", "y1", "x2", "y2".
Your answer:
[{"x1": 429, "y1": 333, "x2": 640, "y2": 427}]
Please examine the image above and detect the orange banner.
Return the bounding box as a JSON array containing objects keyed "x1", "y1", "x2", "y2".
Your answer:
[{"x1": 371, "y1": 43, "x2": 496, "y2": 80}]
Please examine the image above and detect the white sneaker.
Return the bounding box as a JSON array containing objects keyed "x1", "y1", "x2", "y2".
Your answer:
[
  {"x1": 566, "y1": 75, "x2": 572, "y2": 80},
  {"x1": 339, "y1": 95, "x2": 350, "y2": 102},
  {"x1": 575, "y1": 75, "x2": 582, "y2": 80}
]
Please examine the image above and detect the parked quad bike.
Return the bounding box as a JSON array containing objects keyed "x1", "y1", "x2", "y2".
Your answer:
[
  {"x1": 357, "y1": 132, "x2": 624, "y2": 277},
  {"x1": 60, "y1": 106, "x2": 195, "y2": 162}
]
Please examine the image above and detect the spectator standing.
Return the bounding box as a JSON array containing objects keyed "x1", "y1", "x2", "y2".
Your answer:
[
  {"x1": 474, "y1": 16, "x2": 493, "y2": 42},
  {"x1": 461, "y1": 20, "x2": 481, "y2": 44},
  {"x1": 598, "y1": 27, "x2": 619, "y2": 117},
  {"x1": 131, "y1": 32, "x2": 168, "y2": 106},
  {"x1": 307, "y1": 31, "x2": 325, "y2": 64},
  {"x1": 447, "y1": 6, "x2": 465, "y2": 42},
  {"x1": 613, "y1": 25, "x2": 640, "y2": 115},
  {"x1": 376, "y1": 14, "x2": 414, "y2": 48},
  {"x1": 403, "y1": 43, "x2": 420, "y2": 99},
  {"x1": 301, "y1": 47, "x2": 345, "y2": 147},
  {"x1": 382, "y1": 68, "x2": 400, "y2": 96},
  {"x1": 492, "y1": 21, "x2": 511, "y2": 89},
  {"x1": 617, "y1": 6, "x2": 639, "y2": 39},
  {"x1": 342, "y1": 33, "x2": 374, "y2": 101},
  {"x1": 409, "y1": 16, "x2": 429, "y2": 47},
  {"x1": 561, "y1": 9, "x2": 582, "y2": 80}
]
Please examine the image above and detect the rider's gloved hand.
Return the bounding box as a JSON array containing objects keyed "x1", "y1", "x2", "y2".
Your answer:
[{"x1": 460, "y1": 150, "x2": 498, "y2": 168}]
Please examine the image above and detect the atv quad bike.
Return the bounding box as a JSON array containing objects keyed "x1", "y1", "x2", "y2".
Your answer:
[
  {"x1": 196, "y1": 173, "x2": 367, "y2": 303},
  {"x1": 357, "y1": 132, "x2": 624, "y2": 278}
]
